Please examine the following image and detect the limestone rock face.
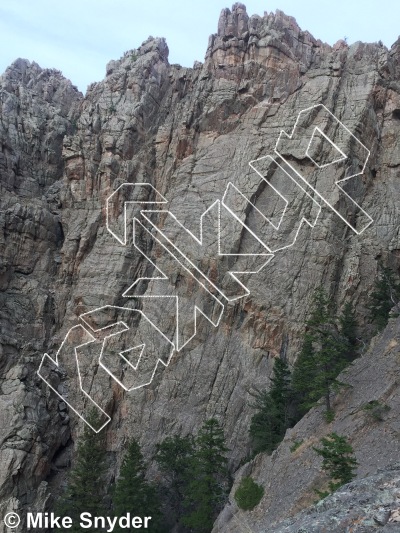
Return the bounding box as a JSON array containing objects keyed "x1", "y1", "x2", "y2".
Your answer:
[{"x1": 0, "y1": 3, "x2": 400, "y2": 530}]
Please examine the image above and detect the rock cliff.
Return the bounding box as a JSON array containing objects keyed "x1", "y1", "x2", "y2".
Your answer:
[
  {"x1": 1, "y1": 3, "x2": 400, "y2": 531},
  {"x1": 214, "y1": 315, "x2": 400, "y2": 531}
]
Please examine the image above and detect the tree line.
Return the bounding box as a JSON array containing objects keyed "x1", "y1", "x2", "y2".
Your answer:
[
  {"x1": 57, "y1": 416, "x2": 231, "y2": 532},
  {"x1": 56, "y1": 263, "x2": 400, "y2": 529},
  {"x1": 249, "y1": 287, "x2": 357, "y2": 456},
  {"x1": 249, "y1": 264, "x2": 400, "y2": 457}
]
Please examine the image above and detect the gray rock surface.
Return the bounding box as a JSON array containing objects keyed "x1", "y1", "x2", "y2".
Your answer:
[
  {"x1": 217, "y1": 465, "x2": 400, "y2": 532},
  {"x1": 213, "y1": 315, "x2": 400, "y2": 531},
  {"x1": 1, "y1": 3, "x2": 400, "y2": 531},
  {"x1": 265, "y1": 464, "x2": 400, "y2": 532}
]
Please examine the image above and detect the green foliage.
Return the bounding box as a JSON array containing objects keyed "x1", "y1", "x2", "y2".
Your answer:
[
  {"x1": 290, "y1": 440, "x2": 303, "y2": 453},
  {"x1": 182, "y1": 419, "x2": 230, "y2": 533},
  {"x1": 112, "y1": 439, "x2": 162, "y2": 532},
  {"x1": 247, "y1": 288, "x2": 360, "y2": 472},
  {"x1": 313, "y1": 433, "x2": 357, "y2": 494},
  {"x1": 315, "y1": 489, "x2": 331, "y2": 500},
  {"x1": 339, "y1": 302, "x2": 358, "y2": 361},
  {"x1": 269, "y1": 358, "x2": 292, "y2": 424},
  {"x1": 324, "y1": 409, "x2": 335, "y2": 423},
  {"x1": 367, "y1": 266, "x2": 400, "y2": 331},
  {"x1": 362, "y1": 400, "x2": 390, "y2": 421},
  {"x1": 292, "y1": 289, "x2": 350, "y2": 417},
  {"x1": 249, "y1": 390, "x2": 282, "y2": 454},
  {"x1": 154, "y1": 435, "x2": 194, "y2": 525},
  {"x1": 56, "y1": 410, "x2": 107, "y2": 531},
  {"x1": 249, "y1": 357, "x2": 292, "y2": 454},
  {"x1": 234, "y1": 477, "x2": 264, "y2": 511},
  {"x1": 291, "y1": 333, "x2": 317, "y2": 417}
]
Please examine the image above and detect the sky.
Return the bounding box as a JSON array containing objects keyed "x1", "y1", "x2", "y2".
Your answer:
[{"x1": 0, "y1": 0, "x2": 399, "y2": 94}]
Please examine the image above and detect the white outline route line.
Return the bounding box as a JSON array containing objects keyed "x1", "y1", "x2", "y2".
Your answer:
[
  {"x1": 39, "y1": 102, "x2": 373, "y2": 432},
  {"x1": 106, "y1": 182, "x2": 168, "y2": 245},
  {"x1": 225, "y1": 155, "x2": 322, "y2": 254},
  {"x1": 306, "y1": 126, "x2": 347, "y2": 169},
  {"x1": 80, "y1": 305, "x2": 175, "y2": 391},
  {"x1": 275, "y1": 103, "x2": 373, "y2": 235},
  {"x1": 37, "y1": 325, "x2": 111, "y2": 433},
  {"x1": 140, "y1": 200, "x2": 273, "y2": 302},
  {"x1": 124, "y1": 218, "x2": 225, "y2": 351}
]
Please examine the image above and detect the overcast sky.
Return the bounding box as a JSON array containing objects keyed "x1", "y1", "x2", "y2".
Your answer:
[{"x1": 0, "y1": 0, "x2": 399, "y2": 94}]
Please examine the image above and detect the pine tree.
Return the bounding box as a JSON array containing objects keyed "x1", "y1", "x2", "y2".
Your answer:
[
  {"x1": 249, "y1": 391, "x2": 282, "y2": 454},
  {"x1": 367, "y1": 266, "x2": 400, "y2": 331},
  {"x1": 292, "y1": 288, "x2": 348, "y2": 418},
  {"x1": 339, "y1": 301, "x2": 358, "y2": 361},
  {"x1": 112, "y1": 439, "x2": 162, "y2": 532},
  {"x1": 313, "y1": 432, "x2": 358, "y2": 494},
  {"x1": 249, "y1": 357, "x2": 292, "y2": 454},
  {"x1": 182, "y1": 419, "x2": 230, "y2": 532},
  {"x1": 269, "y1": 358, "x2": 292, "y2": 426},
  {"x1": 291, "y1": 332, "x2": 317, "y2": 417},
  {"x1": 56, "y1": 410, "x2": 107, "y2": 532},
  {"x1": 154, "y1": 435, "x2": 195, "y2": 526}
]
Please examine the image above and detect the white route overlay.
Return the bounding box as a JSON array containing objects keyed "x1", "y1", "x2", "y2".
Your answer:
[{"x1": 38, "y1": 104, "x2": 373, "y2": 431}]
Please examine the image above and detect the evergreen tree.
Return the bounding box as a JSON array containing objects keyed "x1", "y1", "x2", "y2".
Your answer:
[
  {"x1": 154, "y1": 435, "x2": 195, "y2": 526},
  {"x1": 269, "y1": 358, "x2": 292, "y2": 426},
  {"x1": 234, "y1": 477, "x2": 264, "y2": 511},
  {"x1": 367, "y1": 266, "x2": 400, "y2": 331},
  {"x1": 249, "y1": 357, "x2": 292, "y2": 454},
  {"x1": 313, "y1": 432, "x2": 358, "y2": 494},
  {"x1": 292, "y1": 288, "x2": 348, "y2": 418},
  {"x1": 56, "y1": 410, "x2": 107, "y2": 532},
  {"x1": 291, "y1": 333, "x2": 316, "y2": 418},
  {"x1": 112, "y1": 439, "x2": 162, "y2": 532},
  {"x1": 249, "y1": 391, "x2": 282, "y2": 454},
  {"x1": 339, "y1": 302, "x2": 358, "y2": 361},
  {"x1": 182, "y1": 419, "x2": 230, "y2": 532}
]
